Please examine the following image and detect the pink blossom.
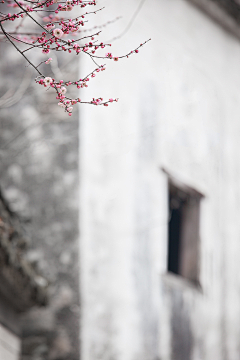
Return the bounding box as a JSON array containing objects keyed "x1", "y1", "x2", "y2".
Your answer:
[
  {"x1": 45, "y1": 58, "x2": 53, "y2": 64},
  {"x1": 44, "y1": 77, "x2": 53, "y2": 86},
  {"x1": 71, "y1": 26, "x2": 79, "y2": 33},
  {"x1": 45, "y1": 23, "x2": 55, "y2": 30},
  {"x1": 60, "y1": 86, "x2": 67, "y2": 94},
  {"x1": 65, "y1": 100, "x2": 71, "y2": 106},
  {"x1": 42, "y1": 48, "x2": 50, "y2": 54},
  {"x1": 53, "y1": 28, "x2": 63, "y2": 38},
  {"x1": 65, "y1": 0, "x2": 73, "y2": 10}
]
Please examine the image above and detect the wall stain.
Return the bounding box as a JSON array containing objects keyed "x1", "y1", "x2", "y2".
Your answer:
[{"x1": 170, "y1": 289, "x2": 193, "y2": 360}]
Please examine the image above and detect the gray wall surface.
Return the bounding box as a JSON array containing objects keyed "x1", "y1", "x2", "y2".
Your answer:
[{"x1": 79, "y1": 1, "x2": 240, "y2": 359}]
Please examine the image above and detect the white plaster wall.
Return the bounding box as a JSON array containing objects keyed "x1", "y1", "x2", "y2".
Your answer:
[{"x1": 79, "y1": 1, "x2": 240, "y2": 359}]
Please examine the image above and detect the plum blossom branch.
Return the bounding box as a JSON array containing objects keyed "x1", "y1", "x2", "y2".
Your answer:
[{"x1": 0, "y1": 0, "x2": 150, "y2": 115}]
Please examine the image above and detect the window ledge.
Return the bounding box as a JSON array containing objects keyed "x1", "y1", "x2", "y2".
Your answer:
[{"x1": 161, "y1": 272, "x2": 202, "y2": 294}]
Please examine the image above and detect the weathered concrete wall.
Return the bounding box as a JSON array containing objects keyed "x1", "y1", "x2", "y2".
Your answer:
[
  {"x1": 79, "y1": 1, "x2": 240, "y2": 359},
  {"x1": 0, "y1": 37, "x2": 80, "y2": 360}
]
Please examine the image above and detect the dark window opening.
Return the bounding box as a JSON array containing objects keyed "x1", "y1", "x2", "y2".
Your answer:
[
  {"x1": 167, "y1": 180, "x2": 203, "y2": 284},
  {"x1": 168, "y1": 198, "x2": 182, "y2": 275}
]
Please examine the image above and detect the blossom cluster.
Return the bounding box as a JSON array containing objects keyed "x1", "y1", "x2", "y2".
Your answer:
[
  {"x1": 36, "y1": 75, "x2": 118, "y2": 115},
  {"x1": 0, "y1": 0, "x2": 150, "y2": 115}
]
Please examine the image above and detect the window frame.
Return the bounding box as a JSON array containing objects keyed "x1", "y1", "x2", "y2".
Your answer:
[{"x1": 162, "y1": 168, "x2": 204, "y2": 287}]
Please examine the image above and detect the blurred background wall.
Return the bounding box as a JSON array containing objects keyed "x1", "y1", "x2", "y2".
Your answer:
[{"x1": 0, "y1": 33, "x2": 80, "y2": 359}]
